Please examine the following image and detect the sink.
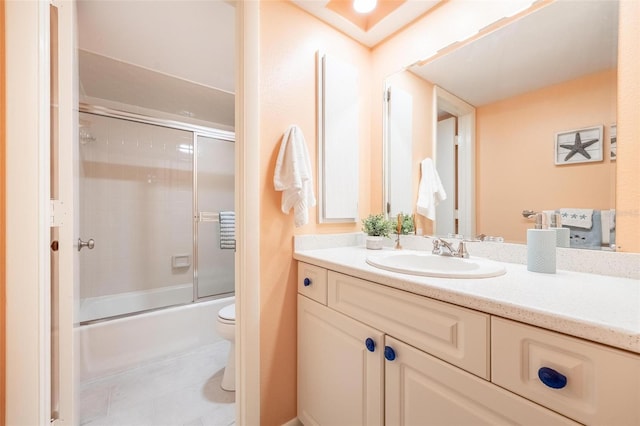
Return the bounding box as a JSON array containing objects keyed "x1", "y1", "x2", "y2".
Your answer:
[{"x1": 366, "y1": 251, "x2": 506, "y2": 278}]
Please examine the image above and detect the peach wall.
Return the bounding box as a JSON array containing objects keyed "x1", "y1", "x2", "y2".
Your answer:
[
  {"x1": 386, "y1": 70, "x2": 435, "y2": 234},
  {"x1": 476, "y1": 69, "x2": 617, "y2": 243},
  {"x1": 616, "y1": 0, "x2": 640, "y2": 252},
  {"x1": 258, "y1": 2, "x2": 371, "y2": 424}
]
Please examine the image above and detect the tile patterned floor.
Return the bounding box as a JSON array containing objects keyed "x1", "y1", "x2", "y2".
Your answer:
[{"x1": 79, "y1": 341, "x2": 235, "y2": 426}]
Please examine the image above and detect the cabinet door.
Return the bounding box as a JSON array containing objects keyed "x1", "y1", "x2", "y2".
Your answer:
[
  {"x1": 298, "y1": 295, "x2": 384, "y2": 426},
  {"x1": 384, "y1": 336, "x2": 579, "y2": 426}
]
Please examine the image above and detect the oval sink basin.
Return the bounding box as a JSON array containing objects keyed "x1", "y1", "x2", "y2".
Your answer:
[{"x1": 366, "y1": 252, "x2": 506, "y2": 279}]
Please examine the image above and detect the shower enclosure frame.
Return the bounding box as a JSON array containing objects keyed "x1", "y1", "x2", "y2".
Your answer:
[{"x1": 79, "y1": 103, "x2": 236, "y2": 321}]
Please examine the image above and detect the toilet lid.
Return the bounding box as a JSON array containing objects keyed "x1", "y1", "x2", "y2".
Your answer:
[{"x1": 218, "y1": 304, "x2": 235, "y2": 321}]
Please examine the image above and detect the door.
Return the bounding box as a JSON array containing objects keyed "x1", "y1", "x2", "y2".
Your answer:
[
  {"x1": 298, "y1": 295, "x2": 384, "y2": 426},
  {"x1": 194, "y1": 135, "x2": 235, "y2": 299},
  {"x1": 384, "y1": 337, "x2": 579, "y2": 426},
  {"x1": 436, "y1": 117, "x2": 456, "y2": 235}
]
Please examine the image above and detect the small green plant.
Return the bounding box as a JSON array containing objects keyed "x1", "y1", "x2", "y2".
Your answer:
[
  {"x1": 391, "y1": 213, "x2": 415, "y2": 235},
  {"x1": 361, "y1": 214, "x2": 393, "y2": 238}
]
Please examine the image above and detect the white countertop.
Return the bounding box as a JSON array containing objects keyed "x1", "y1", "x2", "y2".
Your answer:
[{"x1": 294, "y1": 245, "x2": 640, "y2": 354}]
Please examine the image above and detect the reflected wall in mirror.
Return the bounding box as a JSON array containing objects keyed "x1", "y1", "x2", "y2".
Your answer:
[{"x1": 384, "y1": 0, "x2": 618, "y2": 249}]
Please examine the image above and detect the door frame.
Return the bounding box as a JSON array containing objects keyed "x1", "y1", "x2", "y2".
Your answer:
[
  {"x1": 433, "y1": 86, "x2": 476, "y2": 238},
  {"x1": 4, "y1": 0, "x2": 262, "y2": 424},
  {"x1": 235, "y1": 1, "x2": 261, "y2": 423}
]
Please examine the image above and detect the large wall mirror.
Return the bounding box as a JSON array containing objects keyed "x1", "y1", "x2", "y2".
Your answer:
[{"x1": 384, "y1": 0, "x2": 619, "y2": 249}]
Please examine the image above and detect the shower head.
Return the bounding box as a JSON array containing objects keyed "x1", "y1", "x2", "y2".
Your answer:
[{"x1": 79, "y1": 127, "x2": 96, "y2": 145}]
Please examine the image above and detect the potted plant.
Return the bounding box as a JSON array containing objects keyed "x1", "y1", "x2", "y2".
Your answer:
[
  {"x1": 362, "y1": 214, "x2": 393, "y2": 250},
  {"x1": 391, "y1": 213, "x2": 415, "y2": 235}
]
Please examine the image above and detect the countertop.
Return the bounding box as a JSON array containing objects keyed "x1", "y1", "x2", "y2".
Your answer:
[{"x1": 294, "y1": 245, "x2": 640, "y2": 354}]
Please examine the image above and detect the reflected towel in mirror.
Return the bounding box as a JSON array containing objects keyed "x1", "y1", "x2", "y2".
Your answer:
[
  {"x1": 416, "y1": 158, "x2": 447, "y2": 221},
  {"x1": 274, "y1": 125, "x2": 316, "y2": 227},
  {"x1": 559, "y1": 208, "x2": 593, "y2": 229}
]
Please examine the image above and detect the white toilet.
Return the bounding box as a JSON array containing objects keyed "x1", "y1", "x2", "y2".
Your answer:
[{"x1": 216, "y1": 303, "x2": 236, "y2": 391}]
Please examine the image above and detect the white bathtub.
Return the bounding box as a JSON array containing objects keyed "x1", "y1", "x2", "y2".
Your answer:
[
  {"x1": 79, "y1": 283, "x2": 194, "y2": 323},
  {"x1": 78, "y1": 296, "x2": 234, "y2": 382}
]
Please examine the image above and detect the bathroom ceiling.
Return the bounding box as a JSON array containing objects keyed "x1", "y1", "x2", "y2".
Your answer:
[
  {"x1": 79, "y1": 50, "x2": 235, "y2": 127},
  {"x1": 291, "y1": 0, "x2": 441, "y2": 47},
  {"x1": 77, "y1": 0, "x2": 235, "y2": 126}
]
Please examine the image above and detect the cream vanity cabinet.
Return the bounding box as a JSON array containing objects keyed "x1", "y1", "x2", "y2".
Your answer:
[{"x1": 297, "y1": 262, "x2": 587, "y2": 426}]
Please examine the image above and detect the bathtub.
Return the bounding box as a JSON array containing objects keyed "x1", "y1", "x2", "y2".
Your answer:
[
  {"x1": 79, "y1": 283, "x2": 194, "y2": 323},
  {"x1": 78, "y1": 295, "x2": 235, "y2": 382}
]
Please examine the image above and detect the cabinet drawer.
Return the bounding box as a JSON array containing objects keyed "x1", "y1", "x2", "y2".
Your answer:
[
  {"x1": 328, "y1": 271, "x2": 490, "y2": 379},
  {"x1": 385, "y1": 336, "x2": 579, "y2": 426},
  {"x1": 298, "y1": 262, "x2": 328, "y2": 304},
  {"x1": 492, "y1": 317, "x2": 640, "y2": 425}
]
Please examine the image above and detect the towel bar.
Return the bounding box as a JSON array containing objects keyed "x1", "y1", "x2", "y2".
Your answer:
[{"x1": 197, "y1": 212, "x2": 219, "y2": 222}]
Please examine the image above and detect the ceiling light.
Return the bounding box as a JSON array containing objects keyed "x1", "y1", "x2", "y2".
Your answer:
[{"x1": 353, "y1": 0, "x2": 377, "y2": 14}]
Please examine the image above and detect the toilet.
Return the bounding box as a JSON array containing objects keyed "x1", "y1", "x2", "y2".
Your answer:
[{"x1": 216, "y1": 303, "x2": 236, "y2": 391}]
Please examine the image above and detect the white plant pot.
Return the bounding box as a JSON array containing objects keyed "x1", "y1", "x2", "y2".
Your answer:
[{"x1": 366, "y1": 236, "x2": 385, "y2": 250}]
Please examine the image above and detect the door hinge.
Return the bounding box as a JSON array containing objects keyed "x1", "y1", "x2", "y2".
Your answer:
[
  {"x1": 50, "y1": 199, "x2": 66, "y2": 227},
  {"x1": 385, "y1": 88, "x2": 391, "y2": 103}
]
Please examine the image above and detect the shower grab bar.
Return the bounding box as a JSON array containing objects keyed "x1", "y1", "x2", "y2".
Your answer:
[{"x1": 197, "y1": 212, "x2": 220, "y2": 222}]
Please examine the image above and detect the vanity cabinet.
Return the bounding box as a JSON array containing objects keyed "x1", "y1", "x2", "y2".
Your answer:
[
  {"x1": 297, "y1": 262, "x2": 593, "y2": 425},
  {"x1": 298, "y1": 295, "x2": 383, "y2": 426}
]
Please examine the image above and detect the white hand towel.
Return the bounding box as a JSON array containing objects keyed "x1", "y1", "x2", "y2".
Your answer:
[
  {"x1": 559, "y1": 208, "x2": 593, "y2": 229},
  {"x1": 274, "y1": 125, "x2": 316, "y2": 227},
  {"x1": 416, "y1": 158, "x2": 447, "y2": 221}
]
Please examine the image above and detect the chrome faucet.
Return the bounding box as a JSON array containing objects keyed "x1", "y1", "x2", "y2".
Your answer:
[{"x1": 432, "y1": 238, "x2": 469, "y2": 258}]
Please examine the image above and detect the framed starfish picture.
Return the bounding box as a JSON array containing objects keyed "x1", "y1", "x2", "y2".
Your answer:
[
  {"x1": 554, "y1": 125, "x2": 603, "y2": 165},
  {"x1": 610, "y1": 124, "x2": 617, "y2": 161}
]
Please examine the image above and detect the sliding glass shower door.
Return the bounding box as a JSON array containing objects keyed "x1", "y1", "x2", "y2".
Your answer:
[
  {"x1": 194, "y1": 135, "x2": 235, "y2": 299},
  {"x1": 78, "y1": 111, "x2": 235, "y2": 323}
]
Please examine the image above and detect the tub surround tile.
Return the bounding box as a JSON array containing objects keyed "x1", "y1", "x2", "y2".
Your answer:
[{"x1": 294, "y1": 243, "x2": 640, "y2": 354}]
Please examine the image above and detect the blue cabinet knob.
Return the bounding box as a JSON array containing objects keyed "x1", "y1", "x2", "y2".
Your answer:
[
  {"x1": 384, "y1": 346, "x2": 396, "y2": 361},
  {"x1": 303, "y1": 277, "x2": 312, "y2": 287},
  {"x1": 365, "y1": 338, "x2": 376, "y2": 352},
  {"x1": 538, "y1": 367, "x2": 567, "y2": 389}
]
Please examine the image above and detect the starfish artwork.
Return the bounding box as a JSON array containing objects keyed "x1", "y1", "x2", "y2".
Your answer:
[{"x1": 560, "y1": 132, "x2": 599, "y2": 161}]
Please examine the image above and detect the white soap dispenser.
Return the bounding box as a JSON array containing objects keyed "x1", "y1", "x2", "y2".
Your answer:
[{"x1": 527, "y1": 213, "x2": 556, "y2": 273}]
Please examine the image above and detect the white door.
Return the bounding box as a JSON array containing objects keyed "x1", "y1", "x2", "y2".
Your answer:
[
  {"x1": 5, "y1": 1, "x2": 77, "y2": 424},
  {"x1": 53, "y1": 1, "x2": 78, "y2": 424},
  {"x1": 384, "y1": 336, "x2": 579, "y2": 426},
  {"x1": 436, "y1": 117, "x2": 456, "y2": 235},
  {"x1": 298, "y1": 295, "x2": 384, "y2": 426}
]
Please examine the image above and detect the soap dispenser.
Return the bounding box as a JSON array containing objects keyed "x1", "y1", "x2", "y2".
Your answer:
[{"x1": 527, "y1": 213, "x2": 556, "y2": 273}]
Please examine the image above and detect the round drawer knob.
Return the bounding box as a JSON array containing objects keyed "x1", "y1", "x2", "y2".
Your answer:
[
  {"x1": 365, "y1": 338, "x2": 376, "y2": 352},
  {"x1": 384, "y1": 346, "x2": 396, "y2": 361},
  {"x1": 303, "y1": 277, "x2": 312, "y2": 287},
  {"x1": 538, "y1": 367, "x2": 567, "y2": 389}
]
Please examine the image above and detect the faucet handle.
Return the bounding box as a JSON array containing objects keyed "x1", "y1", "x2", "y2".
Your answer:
[{"x1": 456, "y1": 241, "x2": 469, "y2": 258}]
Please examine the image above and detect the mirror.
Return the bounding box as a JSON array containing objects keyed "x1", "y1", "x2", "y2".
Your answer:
[{"x1": 384, "y1": 0, "x2": 618, "y2": 249}]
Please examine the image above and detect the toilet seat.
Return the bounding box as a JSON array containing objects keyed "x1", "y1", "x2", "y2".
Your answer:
[{"x1": 218, "y1": 304, "x2": 235, "y2": 322}]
